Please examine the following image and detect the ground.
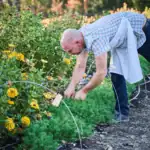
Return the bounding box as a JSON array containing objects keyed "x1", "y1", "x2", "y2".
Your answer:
[{"x1": 59, "y1": 76, "x2": 150, "y2": 150}]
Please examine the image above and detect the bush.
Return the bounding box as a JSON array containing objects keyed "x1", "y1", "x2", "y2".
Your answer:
[
  {"x1": 0, "y1": 8, "x2": 78, "y2": 77},
  {"x1": 0, "y1": 45, "x2": 58, "y2": 144}
]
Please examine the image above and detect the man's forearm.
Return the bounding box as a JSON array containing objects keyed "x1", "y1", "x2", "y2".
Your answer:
[
  {"x1": 82, "y1": 72, "x2": 106, "y2": 93},
  {"x1": 69, "y1": 65, "x2": 86, "y2": 88}
]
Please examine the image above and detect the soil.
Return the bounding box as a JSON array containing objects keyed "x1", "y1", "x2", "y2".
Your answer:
[{"x1": 58, "y1": 76, "x2": 150, "y2": 150}]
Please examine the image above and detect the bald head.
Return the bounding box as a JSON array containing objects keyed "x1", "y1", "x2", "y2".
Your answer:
[
  {"x1": 60, "y1": 29, "x2": 81, "y2": 44},
  {"x1": 60, "y1": 28, "x2": 84, "y2": 55}
]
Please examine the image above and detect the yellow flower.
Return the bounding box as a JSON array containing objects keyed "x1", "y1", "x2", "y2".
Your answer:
[
  {"x1": 8, "y1": 44, "x2": 16, "y2": 48},
  {"x1": 8, "y1": 100, "x2": 15, "y2": 105},
  {"x1": 8, "y1": 52, "x2": 25, "y2": 62},
  {"x1": 63, "y1": 58, "x2": 71, "y2": 65},
  {"x1": 46, "y1": 76, "x2": 53, "y2": 81},
  {"x1": 7, "y1": 88, "x2": 18, "y2": 98},
  {"x1": 8, "y1": 51, "x2": 18, "y2": 59},
  {"x1": 2, "y1": 50, "x2": 11, "y2": 54},
  {"x1": 30, "y1": 99, "x2": 39, "y2": 110},
  {"x1": 16, "y1": 53, "x2": 25, "y2": 62},
  {"x1": 5, "y1": 118, "x2": 15, "y2": 131},
  {"x1": 21, "y1": 73, "x2": 28, "y2": 80},
  {"x1": 21, "y1": 116, "x2": 30, "y2": 127},
  {"x1": 83, "y1": 73, "x2": 87, "y2": 78},
  {"x1": 43, "y1": 92, "x2": 56, "y2": 99}
]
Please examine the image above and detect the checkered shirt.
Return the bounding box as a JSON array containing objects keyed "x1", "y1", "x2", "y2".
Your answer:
[{"x1": 79, "y1": 12, "x2": 146, "y2": 56}]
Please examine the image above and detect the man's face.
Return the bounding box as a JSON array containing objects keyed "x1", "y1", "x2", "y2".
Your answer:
[{"x1": 62, "y1": 41, "x2": 83, "y2": 55}]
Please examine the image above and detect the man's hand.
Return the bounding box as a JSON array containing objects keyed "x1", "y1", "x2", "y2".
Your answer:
[
  {"x1": 64, "y1": 86, "x2": 75, "y2": 98},
  {"x1": 64, "y1": 50, "x2": 88, "y2": 99},
  {"x1": 75, "y1": 90, "x2": 87, "y2": 100}
]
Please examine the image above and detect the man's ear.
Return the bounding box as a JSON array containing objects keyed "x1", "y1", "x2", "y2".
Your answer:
[{"x1": 74, "y1": 39, "x2": 82, "y2": 47}]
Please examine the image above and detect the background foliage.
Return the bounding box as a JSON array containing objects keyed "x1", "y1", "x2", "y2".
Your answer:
[{"x1": 1, "y1": 0, "x2": 150, "y2": 15}]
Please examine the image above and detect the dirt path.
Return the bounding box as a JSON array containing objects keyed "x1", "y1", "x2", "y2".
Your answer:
[{"x1": 69, "y1": 77, "x2": 150, "y2": 150}]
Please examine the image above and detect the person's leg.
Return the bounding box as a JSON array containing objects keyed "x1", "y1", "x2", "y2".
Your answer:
[
  {"x1": 111, "y1": 73, "x2": 129, "y2": 119},
  {"x1": 110, "y1": 19, "x2": 150, "y2": 122}
]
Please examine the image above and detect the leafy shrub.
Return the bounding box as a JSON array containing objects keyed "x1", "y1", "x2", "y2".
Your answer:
[
  {"x1": 0, "y1": 45, "x2": 57, "y2": 141},
  {"x1": 18, "y1": 115, "x2": 93, "y2": 150},
  {"x1": 0, "y1": 8, "x2": 78, "y2": 77},
  {"x1": 19, "y1": 78, "x2": 113, "y2": 150}
]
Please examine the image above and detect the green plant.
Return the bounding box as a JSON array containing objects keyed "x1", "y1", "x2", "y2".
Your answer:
[
  {"x1": 0, "y1": 46, "x2": 55, "y2": 139},
  {"x1": 0, "y1": 8, "x2": 78, "y2": 78}
]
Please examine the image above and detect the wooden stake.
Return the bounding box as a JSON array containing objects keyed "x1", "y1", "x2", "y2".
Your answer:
[{"x1": 51, "y1": 94, "x2": 63, "y2": 107}]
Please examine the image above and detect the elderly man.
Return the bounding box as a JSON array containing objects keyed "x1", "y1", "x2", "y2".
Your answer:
[{"x1": 60, "y1": 11, "x2": 150, "y2": 122}]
